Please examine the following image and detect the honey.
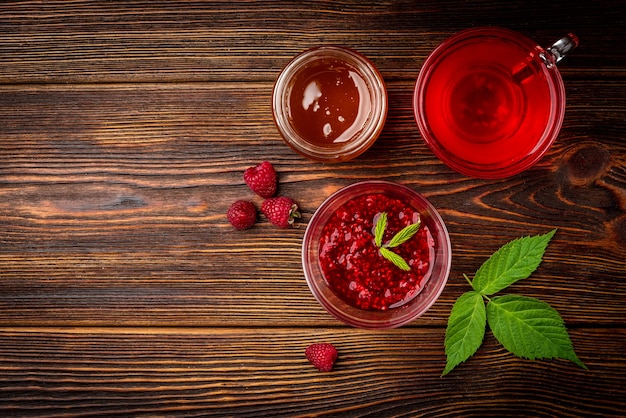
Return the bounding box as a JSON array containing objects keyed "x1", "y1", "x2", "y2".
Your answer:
[
  {"x1": 287, "y1": 59, "x2": 372, "y2": 147},
  {"x1": 273, "y1": 46, "x2": 387, "y2": 162}
]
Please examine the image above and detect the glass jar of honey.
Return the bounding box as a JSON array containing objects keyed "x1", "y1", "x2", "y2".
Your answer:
[{"x1": 273, "y1": 46, "x2": 387, "y2": 162}]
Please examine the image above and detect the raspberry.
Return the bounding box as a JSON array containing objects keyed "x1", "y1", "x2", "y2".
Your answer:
[
  {"x1": 305, "y1": 343, "x2": 338, "y2": 372},
  {"x1": 244, "y1": 161, "x2": 277, "y2": 198},
  {"x1": 261, "y1": 197, "x2": 300, "y2": 228},
  {"x1": 226, "y1": 200, "x2": 257, "y2": 230}
]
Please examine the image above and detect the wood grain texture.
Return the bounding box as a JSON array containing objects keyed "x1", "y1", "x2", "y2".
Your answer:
[
  {"x1": 0, "y1": 0, "x2": 625, "y2": 416},
  {"x1": 0, "y1": 327, "x2": 624, "y2": 417},
  {"x1": 1, "y1": 81, "x2": 624, "y2": 326},
  {"x1": 0, "y1": 1, "x2": 623, "y2": 83}
]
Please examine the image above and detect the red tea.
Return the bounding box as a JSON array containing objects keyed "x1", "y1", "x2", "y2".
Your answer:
[
  {"x1": 288, "y1": 59, "x2": 372, "y2": 146},
  {"x1": 416, "y1": 28, "x2": 564, "y2": 177},
  {"x1": 318, "y1": 193, "x2": 435, "y2": 311}
]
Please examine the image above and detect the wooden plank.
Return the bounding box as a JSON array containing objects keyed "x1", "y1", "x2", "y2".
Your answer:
[
  {"x1": 0, "y1": 1, "x2": 622, "y2": 83},
  {"x1": 0, "y1": 1, "x2": 624, "y2": 415},
  {"x1": 0, "y1": 327, "x2": 623, "y2": 416},
  {"x1": 1, "y1": 82, "x2": 625, "y2": 326}
]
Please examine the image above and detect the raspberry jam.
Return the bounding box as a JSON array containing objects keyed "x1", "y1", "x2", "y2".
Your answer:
[{"x1": 318, "y1": 193, "x2": 435, "y2": 311}]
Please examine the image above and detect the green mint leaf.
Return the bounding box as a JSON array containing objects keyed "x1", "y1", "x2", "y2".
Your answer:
[
  {"x1": 386, "y1": 220, "x2": 421, "y2": 248},
  {"x1": 379, "y1": 247, "x2": 410, "y2": 271},
  {"x1": 487, "y1": 294, "x2": 587, "y2": 369},
  {"x1": 471, "y1": 229, "x2": 556, "y2": 296},
  {"x1": 374, "y1": 212, "x2": 387, "y2": 248},
  {"x1": 443, "y1": 291, "x2": 486, "y2": 376}
]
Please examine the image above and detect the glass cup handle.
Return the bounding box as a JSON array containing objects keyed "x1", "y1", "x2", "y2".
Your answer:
[
  {"x1": 542, "y1": 33, "x2": 579, "y2": 67},
  {"x1": 513, "y1": 33, "x2": 579, "y2": 84}
]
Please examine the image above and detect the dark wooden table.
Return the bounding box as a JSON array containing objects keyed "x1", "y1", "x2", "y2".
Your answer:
[{"x1": 1, "y1": 1, "x2": 625, "y2": 416}]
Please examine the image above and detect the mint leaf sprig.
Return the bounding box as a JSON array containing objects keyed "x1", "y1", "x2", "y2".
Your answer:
[
  {"x1": 443, "y1": 229, "x2": 587, "y2": 376},
  {"x1": 373, "y1": 212, "x2": 421, "y2": 271}
]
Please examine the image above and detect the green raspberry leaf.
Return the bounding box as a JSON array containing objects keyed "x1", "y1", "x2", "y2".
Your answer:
[
  {"x1": 443, "y1": 291, "x2": 487, "y2": 376},
  {"x1": 471, "y1": 229, "x2": 556, "y2": 296},
  {"x1": 379, "y1": 247, "x2": 410, "y2": 271},
  {"x1": 486, "y1": 294, "x2": 587, "y2": 369},
  {"x1": 386, "y1": 220, "x2": 421, "y2": 248},
  {"x1": 374, "y1": 212, "x2": 387, "y2": 248}
]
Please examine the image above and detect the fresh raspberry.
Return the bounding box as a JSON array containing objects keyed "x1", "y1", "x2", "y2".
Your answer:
[
  {"x1": 305, "y1": 343, "x2": 338, "y2": 372},
  {"x1": 261, "y1": 197, "x2": 300, "y2": 228},
  {"x1": 244, "y1": 161, "x2": 277, "y2": 198},
  {"x1": 226, "y1": 200, "x2": 257, "y2": 230}
]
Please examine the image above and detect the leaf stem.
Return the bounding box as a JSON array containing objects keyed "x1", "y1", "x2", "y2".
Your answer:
[{"x1": 463, "y1": 273, "x2": 473, "y2": 287}]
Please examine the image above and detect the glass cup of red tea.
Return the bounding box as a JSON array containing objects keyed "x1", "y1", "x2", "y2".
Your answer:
[
  {"x1": 273, "y1": 46, "x2": 387, "y2": 162},
  {"x1": 302, "y1": 181, "x2": 451, "y2": 329},
  {"x1": 414, "y1": 27, "x2": 578, "y2": 179}
]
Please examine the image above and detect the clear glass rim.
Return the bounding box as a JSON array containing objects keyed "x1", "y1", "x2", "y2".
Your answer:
[
  {"x1": 413, "y1": 27, "x2": 566, "y2": 179},
  {"x1": 273, "y1": 46, "x2": 388, "y2": 163},
  {"x1": 302, "y1": 180, "x2": 451, "y2": 329}
]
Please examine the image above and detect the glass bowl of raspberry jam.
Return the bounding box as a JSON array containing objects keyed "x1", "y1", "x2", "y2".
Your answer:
[
  {"x1": 273, "y1": 46, "x2": 387, "y2": 163},
  {"x1": 302, "y1": 180, "x2": 451, "y2": 329}
]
